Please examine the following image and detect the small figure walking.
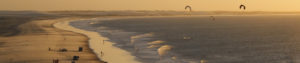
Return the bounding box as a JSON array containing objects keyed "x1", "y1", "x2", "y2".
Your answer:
[
  {"x1": 73, "y1": 56, "x2": 80, "y2": 61},
  {"x1": 78, "y1": 47, "x2": 83, "y2": 52},
  {"x1": 48, "y1": 48, "x2": 51, "y2": 51},
  {"x1": 53, "y1": 59, "x2": 59, "y2": 63},
  {"x1": 102, "y1": 40, "x2": 105, "y2": 44},
  {"x1": 103, "y1": 61, "x2": 108, "y2": 63},
  {"x1": 71, "y1": 60, "x2": 76, "y2": 63},
  {"x1": 101, "y1": 51, "x2": 104, "y2": 57}
]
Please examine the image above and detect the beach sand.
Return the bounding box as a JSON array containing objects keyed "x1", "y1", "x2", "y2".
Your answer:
[
  {"x1": 0, "y1": 18, "x2": 103, "y2": 63},
  {"x1": 55, "y1": 19, "x2": 141, "y2": 63}
]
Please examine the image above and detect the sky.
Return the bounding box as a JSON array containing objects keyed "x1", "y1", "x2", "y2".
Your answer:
[{"x1": 0, "y1": 0, "x2": 300, "y2": 11}]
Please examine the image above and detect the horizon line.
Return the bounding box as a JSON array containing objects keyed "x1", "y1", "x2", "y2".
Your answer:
[{"x1": 2, "y1": 10, "x2": 300, "y2": 12}]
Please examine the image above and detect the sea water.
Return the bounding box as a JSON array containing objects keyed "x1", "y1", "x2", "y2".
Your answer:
[{"x1": 70, "y1": 15, "x2": 300, "y2": 63}]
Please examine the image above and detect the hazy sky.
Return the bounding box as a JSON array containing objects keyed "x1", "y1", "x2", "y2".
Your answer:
[{"x1": 0, "y1": 0, "x2": 300, "y2": 11}]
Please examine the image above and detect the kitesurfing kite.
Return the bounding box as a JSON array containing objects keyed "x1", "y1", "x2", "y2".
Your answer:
[
  {"x1": 185, "y1": 5, "x2": 192, "y2": 12},
  {"x1": 239, "y1": 4, "x2": 246, "y2": 10},
  {"x1": 185, "y1": 5, "x2": 192, "y2": 15}
]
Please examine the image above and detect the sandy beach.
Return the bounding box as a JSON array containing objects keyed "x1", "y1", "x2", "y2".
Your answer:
[
  {"x1": 1, "y1": 0, "x2": 300, "y2": 62},
  {"x1": 1, "y1": 14, "x2": 300, "y2": 63},
  {"x1": 55, "y1": 19, "x2": 141, "y2": 63},
  {"x1": 0, "y1": 18, "x2": 104, "y2": 63}
]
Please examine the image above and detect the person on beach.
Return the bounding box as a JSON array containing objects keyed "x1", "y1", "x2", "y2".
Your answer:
[
  {"x1": 101, "y1": 51, "x2": 104, "y2": 57},
  {"x1": 71, "y1": 60, "x2": 76, "y2": 63},
  {"x1": 73, "y1": 56, "x2": 80, "y2": 60},
  {"x1": 48, "y1": 48, "x2": 51, "y2": 51},
  {"x1": 78, "y1": 47, "x2": 83, "y2": 52},
  {"x1": 103, "y1": 40, "x2": 105, "y2": 44},
  {"x1": 53, "y1": 59, "x2": 59, "y2": 63}
]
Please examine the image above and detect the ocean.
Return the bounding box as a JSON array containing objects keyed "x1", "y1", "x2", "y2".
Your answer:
[{"x1": 70, "y1": 15, "x2": 300, "y2": 63}]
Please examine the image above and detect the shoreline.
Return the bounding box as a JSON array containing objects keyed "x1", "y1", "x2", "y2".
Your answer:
[
  {"x1": 54, "y1": 19, "x2": 141, "y2": 63},
  {"x1": 70, "y1": 15, "x2": 300, "y2": 63},
  {"x1": 69, "y1": 17, "x2": 194, "y2": 63},
  {"x1": 0, "y1": 18, "x2": 102, "y2": 63}
]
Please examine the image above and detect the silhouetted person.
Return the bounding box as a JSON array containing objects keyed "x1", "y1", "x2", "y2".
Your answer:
[
  {"x1": 48, "y1": 48, "x2": 51, "y2": 51},
  {"x1": 103, "y1": 40, "x2": 105, "y2": 44},
  {"x1": 101, "y1": 51, "x2": 104, "y2": 57},
  {"x1": 59, "y1": 48, "x2": 68, "y2": 52},
  {"x1": 53, "y1": 59, "x2": 59, "y2": 63},
  {"x1": 71, "y1": 60, "x2": 76, "y2": 63},
  {"x1": 73, "y1": 56, "x2": 80, "y2": 61},
  {"x1": 78, "y1": 47, "x2": 83, "y2": 52}
]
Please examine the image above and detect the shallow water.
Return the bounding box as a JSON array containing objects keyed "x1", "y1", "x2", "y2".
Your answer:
[{"x1": 71, "y1": 15, "x2": 300, "y2": 63}]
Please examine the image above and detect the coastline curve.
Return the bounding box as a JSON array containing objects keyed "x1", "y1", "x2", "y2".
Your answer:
[{"x1": 54, "y1": 19, "x2": 141, "y2": 63}]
